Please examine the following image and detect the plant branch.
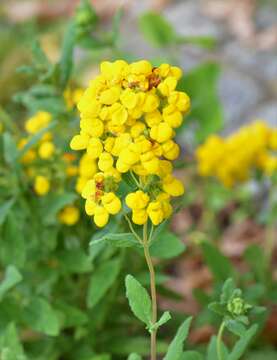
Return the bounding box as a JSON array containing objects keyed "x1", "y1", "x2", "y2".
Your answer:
[
  {"x1": 143, "y1": 221, "x2": 157, "y2": 360},
  {"x1": 217, "y1": 321, "x2": 225, "y2": 360}
]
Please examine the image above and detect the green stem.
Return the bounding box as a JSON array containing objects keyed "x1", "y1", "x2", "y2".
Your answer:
[
  {"x1": 142, "y1": 222, "x2": 157, "y2": 360},
  {"x1": 217, "y1": 321, "x2": 225, "y2": 360}
]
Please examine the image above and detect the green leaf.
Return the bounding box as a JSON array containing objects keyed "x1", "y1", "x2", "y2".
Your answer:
[
  {"x1": 1, "y1": 215, "x2": 26, "y2": 268},
  {"x1": 151, "y1": 311, "x2": 171, "y2": 331},
  {"x1": 150, "y1": 231, "x2": 185, "y2": 259},
  {"x1": 31, "y1": 40, "x2": 50, "y2": 67},
  {"x1": 87, "y1": 259, "x2": 121, "y2": 308},
  {"x1": 0, "y1": 322, "x2": 26, "y2": 359},
  {"x1": 180, "y1": 351, "x2": 204, "y2": 360},
  {"x1": 127, "y1": 354, "x2": 142, "y2": 360},
  {"x1": 3, "y1": 133, "x2": 19, "y2": 165},
  {"x1": 208, "y1": 302, "x2": 226, "y2": 316},
  {"x1": 90, "y1": 232, "x2": 139, "y2": 248},
  {"x1": 227, "y1": 324, "x2": 258, "y2": 360},
  {"x1": 40, "y1": 192, "x2": 77, "y2": 225},
  {"x1": 164, "y1": 316, "x2": 193, "y2": 360},
  {"x1": 23, "y1": 297, "x2": 60, "y2": 336},
  {"x1": 138, "y1": 11, "x2": 177, "y2": 47},
  {"x1": 0, "y1": 199, "x2": 15, "y2": 226},
  {"x1": 0, "y1": 266, "x2": 22, "y2": 301},
  {"x1": 178, "y1": 63, "x2": 223, "y2": 142},
  {"x1": 59, "y1": 248, "x2": 93, "y2": 273},
  {"x1": 55, "y1": 302, "x2": 88, "y2": 328},
  {"x1": 125, "y1": 274, "x2": 152, "y2": 328},
  {"x1": 225, "y1": 320, "x2": 246, "y2": 337},
  {"x1": 207, "y1": 336, "x2": 229, "y2": 360},
  {"x1": 244, "y1": 245, "x2": 267, "y2": 283},
  {"x1": 221, "y1": 278, "x2": 236, "y2": 303},
  {"x1": 58, "y1": 21, "x2": 76, "y2": 88},
  {"x1": 200, "y1": 241, "x2": 233, "y2": 282}
]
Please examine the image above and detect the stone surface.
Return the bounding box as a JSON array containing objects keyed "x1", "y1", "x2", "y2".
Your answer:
[
  {"x1": 218, "y1": 66, "x2": 265, "y2": 129},
  {"x1": 249, "y1": 101, "x2": 277, "y2": 127},
  {"x1": 165, "y1": 0, "x2": 222, "y2": 38}
]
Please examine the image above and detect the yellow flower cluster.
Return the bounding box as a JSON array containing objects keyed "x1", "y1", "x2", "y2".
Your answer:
[
  {"x1": 196, "y1": 121, "x2": 277, "y2": 187},
  {"x1": 18, "y1": 111, "x2": 55, "y2": 196},
  {"x1": 70, "y1": 60, "x2": 189, "y2": 227}
]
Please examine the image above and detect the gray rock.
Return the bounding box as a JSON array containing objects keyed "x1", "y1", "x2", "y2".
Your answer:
[
  {"x1": 223, "y1": 41, "x2": 277, "y2": 84},
  {"x1": 219, "y1": 66, "x2": 265, "y2": 131},
  {"x1": 165, "y1": 0, "x2": 223, "y2": 38},
  {"x1": 249, "y1": 101, "x2": 277, "y2": 127}
]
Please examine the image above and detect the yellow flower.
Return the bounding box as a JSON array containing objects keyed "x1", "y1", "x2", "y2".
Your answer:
[
  {"x1": 102, "y1": 192, "x2": 121, "y2": 214},
  {"x1": 126, "y1": 190, "x2": 149, "y2": 210},
  {"x1": 98, "y1": 152, "x2": 114, "y2": 172},
  {"x1": 25, "y1": 111, "x2": 52, "y2": 134},
  {"x1": 132, "y1": 209, "x2": 148, "y2": 225},
  {"x1": 158, "y1": 76, "x2": 177, "y2": 96},
  {"x1": 94, "y1": 206, "x2": 109, "y2": 227},
  {"x1": 162, "y1": 140, "x2": 180, "y2": 160},
  {"x1": 163, "y1": 175, "x2": 184, "y2": 196},
  {"x1": 150, "y1": 122, "x2": 173, "y2": 143},
  {"x1": 99, "y1": 87, "x2": 121, "y2": 105},
  {"x1": 34, "y1": 175, "x2": 50, "y2": 196},
  {"x1": 70, "y1": 134, "x2": 90, "y2": 150},
  {"x1": 59, "y1": 206, "x2": 80, "y2": 225},
  {"x1": 147, "y1": 201, "x2": 164, "y2": 225},
  {"x1": 38, "y1": 141, "x2": 55, "y2": 159}
]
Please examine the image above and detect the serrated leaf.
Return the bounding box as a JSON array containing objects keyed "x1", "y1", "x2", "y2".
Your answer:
[
  {"x1": 125, "y1": 275, "x2": 152, "y2": 328},
  {"x1": 23, "y1": 297, "x2": 60, "y2": 336},
  {"x1": 164, "y1": 316, "x2": 193, "y2": 360},
  {"x1": 87, "y1": 259, "x2": 121, "y2": 308},
  {"x1": 90, "y1": 232, "x2": 139, "y2": 248},
  {"x1": 150, "y1": 231, "x2": 185, "y2": 259},
  {"x1": 227, "y1": 324, "x2": 258, "y2": 360},
  {"x1": 0, "y1": 266, "x2": 22, "y2": 301},
  {"x1": 200, "y1": 241, "x2": 233, "y2": 282},
  {"x1": 0, "y1": 199, "x2": 15, "y2": 226}
]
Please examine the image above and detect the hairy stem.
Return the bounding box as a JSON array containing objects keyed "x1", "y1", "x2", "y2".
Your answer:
[
  {"x1": 143, "y1": 222, "x2": 157, "y2": 360},
  {"x1": 216, "y1": 321, "x2": 225, "y2": 360}
]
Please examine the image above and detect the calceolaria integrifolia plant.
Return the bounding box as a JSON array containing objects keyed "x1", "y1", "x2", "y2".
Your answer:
[
  {"x1": 69, "y1": 60, "x2": 262, "y2": 359},
  {"x1": 70, "y1": 60, "x2": 190, "y2": 359}
]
